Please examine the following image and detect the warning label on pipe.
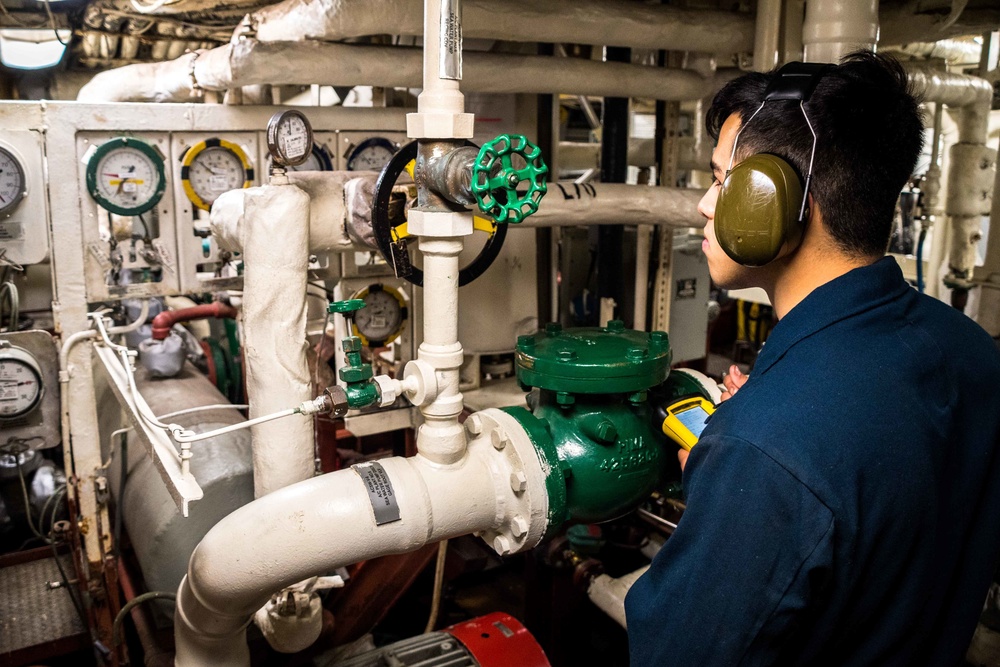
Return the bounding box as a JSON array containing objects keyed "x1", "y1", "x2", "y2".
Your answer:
[{"x1": 353, "y1": 462, "x2": 401, "y2": 525}]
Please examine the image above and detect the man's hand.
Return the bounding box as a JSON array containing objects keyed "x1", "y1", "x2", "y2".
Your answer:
[
  {"x1": 677, "y1": 365, "x2": 749, "y2": 471},
  {"x1": 721, "y1": 364, "x2": 748, "y2": 401}
]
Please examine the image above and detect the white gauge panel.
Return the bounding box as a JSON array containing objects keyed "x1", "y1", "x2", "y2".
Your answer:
[
  {"x1": 0, "y1": 134, "x2": 47, "y2": 267},
  {"x1": 76, "y1": 131, "x2": 179, "y2": 301}
]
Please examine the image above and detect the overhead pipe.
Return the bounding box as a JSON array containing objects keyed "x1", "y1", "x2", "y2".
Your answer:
[
  {"x1": 77, "y1": 41, "x2": 723, "y2": 104},
  {"x1": 880, "y1": 6, "x2": 1000, "y2": 48},
  {"x1": 753, "y1": 0, "x2": 782, "y2": 72},
  {"x1": 802, "y1": 0, "x2": 878, "y2": 63},
  {"x1": 249, "y1": 0, "x2": 755, "y2": 55},
  {"x1": 887, "y1": 39, "x2": 983, "y2": 65}
]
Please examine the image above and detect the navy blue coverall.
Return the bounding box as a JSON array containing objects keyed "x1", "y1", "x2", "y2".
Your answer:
[{"x1": 626, "y1": 257, "x2": 1000, "y2": 666}]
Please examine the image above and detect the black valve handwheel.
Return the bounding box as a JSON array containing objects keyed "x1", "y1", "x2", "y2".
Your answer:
[{"x1": 372, "y1": 140, "x2": 508, "y2": 287}]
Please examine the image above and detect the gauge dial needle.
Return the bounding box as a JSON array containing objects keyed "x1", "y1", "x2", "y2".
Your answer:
[{"x1": 0, "y1": 194, "x2": 6, "y2": 203}]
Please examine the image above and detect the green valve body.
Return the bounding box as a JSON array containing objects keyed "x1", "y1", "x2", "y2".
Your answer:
[
  {"x1": 515, "y1": 320, "x2": 671, "y2": 395},
  {"x1": 504, "y1": 321, "x2": 676, "y2": 535}
]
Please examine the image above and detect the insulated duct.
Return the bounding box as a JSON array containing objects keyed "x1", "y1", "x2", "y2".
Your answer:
[{"x1": 78, "y1": 41, "x2": 722, "y2": 104}]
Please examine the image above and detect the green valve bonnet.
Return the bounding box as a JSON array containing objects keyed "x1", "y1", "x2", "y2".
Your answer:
[{"x1": 515, "y1": 321, "x2": 672, "y2": 394}]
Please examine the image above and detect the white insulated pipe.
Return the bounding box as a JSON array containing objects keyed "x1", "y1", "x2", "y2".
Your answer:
[
  {"x1": 251, "y1": 0, "x2": 755, "y2": 55},
  {"x1": 975, "y1": 136, "x2": 1000, "y2": 337},
  {"x1": 587, "y1": 565, "x2": 650, "y2": 630},
  {"x1": 907, "y1": 67, "x2": 995, "y2": 289},
  {"x1": 888, "y1": 40, "x2": 983, "y2": 65},
  {"x1": 175, "y1": 455, "x2": 495, "y2": 666},
  {"x1": 77, "y1": 41, "x2": 722, "y2": 104},
  {"x1": 802, "y1": 0, "x2": 878, "y2": 64},
  {"x1": 173, "y1": 408, "x2": 550, "y2": 666},
  {"x1": 753, "y1": 0, "x2": 782, "y2": 72},
  {"x1": 212, "y1": 172, "x2": 355, "y2": 253},
  {"x1": 523, "y1": 183, "x2": 706, "y2": 229},
  {"x1": 211, "y1": 184, "x2": 315, "y2": 497}
]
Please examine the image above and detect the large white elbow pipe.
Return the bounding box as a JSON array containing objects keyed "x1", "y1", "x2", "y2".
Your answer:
[{"x1": 174, "y1": 408, "x2": 550, "y2": 667}]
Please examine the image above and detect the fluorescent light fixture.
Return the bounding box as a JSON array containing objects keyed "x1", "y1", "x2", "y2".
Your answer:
[{"x1": 0, "y1": 28, "x2": 71, "y2": 70}]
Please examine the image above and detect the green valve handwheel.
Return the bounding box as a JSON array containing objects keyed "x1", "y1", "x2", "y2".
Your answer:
[{"x1": 471, "y1": 134, "x2": 548, "y2": 224}]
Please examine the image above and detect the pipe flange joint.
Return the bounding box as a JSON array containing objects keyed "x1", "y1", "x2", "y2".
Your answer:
[
  {"x1": 466, "y1": 408, "x2": 552, "y2": 557},
  {"x1": 407, "y1": 209, "x2": 474, "y2": 238},
  {"x1": 406, "y1": 112, "x2": 475, "y2": 140}
]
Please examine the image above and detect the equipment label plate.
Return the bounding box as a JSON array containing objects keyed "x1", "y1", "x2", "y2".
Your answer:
[{"x1": 353, "y1": 461, "x2": 401, "y2": 525}]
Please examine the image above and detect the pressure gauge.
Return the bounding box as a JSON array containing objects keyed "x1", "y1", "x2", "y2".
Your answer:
[
  {"x1": 267, "y1": 110, "x2": 314, "y2": 168},
  {"x1": 346, "y1": 137, "x2": 398, "y2": 172},
  {"x1": 180, "y1": 138, "x2": 254, "y2": 211},
  {"x1": 265, "y1": 144, "x2": 333, "y2": 174},
  {"x1": 85, "y1": 138, "x2": 166, "y2": 217},
  {"x1": 350, "y1": 283, "x2": 408, "y2": 347},
  {"x1": 0, "y1": 147, "x2": 26, "y2": 216},
  {"x1": 0, "y1": 344, "x2": 43, "y2": 420}
]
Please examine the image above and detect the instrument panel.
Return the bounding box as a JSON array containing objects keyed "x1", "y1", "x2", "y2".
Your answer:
[{"x1": 21, "y1": 102, "x2": 410, "y2": 302}]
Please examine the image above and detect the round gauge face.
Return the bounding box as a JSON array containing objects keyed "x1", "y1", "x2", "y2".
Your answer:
[
  {"x1": 268, "y1": 111, "x2": 313, "y2": 167},
  {"x1": 187, "y1": 146, "x2": 247, "y2": 209},
  {"x1": 0, "y1": 147, "x2": 25, "y2": 216},
  {"x1": 0, "y1": 354, "x2": 42, "y2": 420},
  {"x1": 89, "y1": 140, "x2": 165, "y2": 216},
  {"x1": 347, "y1": 138, "x2": 398, "y2": 172},
  {"x1": 353, "y1": 286, "x2": 406, "y2": 346}
]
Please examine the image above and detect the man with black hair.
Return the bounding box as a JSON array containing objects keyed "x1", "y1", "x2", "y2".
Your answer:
[{"x1": 625, "y1": 51, "x2": 1000, "y2": 666}]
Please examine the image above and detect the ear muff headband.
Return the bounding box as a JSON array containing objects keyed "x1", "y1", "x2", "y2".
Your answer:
[{"x1": 715, "y1": 62, "x2": 833, "y2": 266}]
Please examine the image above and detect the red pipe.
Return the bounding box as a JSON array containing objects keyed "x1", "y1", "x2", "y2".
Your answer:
[
  {"x1": 117, "y1": 559, "x2": 174, "y2": 667},
  {"x1": 151, "y1": 303, "x2": 238, "y2": 340}
]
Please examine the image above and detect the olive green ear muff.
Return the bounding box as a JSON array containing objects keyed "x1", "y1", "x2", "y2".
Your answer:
[
  {"x1": 712, "y1": 61, "x2": 834, "y2": 267},
  {"x1": 715, "y1": 153, "x2": 805, "y2": 267}
]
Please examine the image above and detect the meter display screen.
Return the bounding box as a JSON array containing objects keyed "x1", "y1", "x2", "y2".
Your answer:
[{"x1": 675, "y1": 404, "x2": 710, "y2": 438}]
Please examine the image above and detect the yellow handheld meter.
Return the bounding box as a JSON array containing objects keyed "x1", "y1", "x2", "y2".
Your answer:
[{"x1": 660, "y1": 396, "x2": 716, "y2": 451}]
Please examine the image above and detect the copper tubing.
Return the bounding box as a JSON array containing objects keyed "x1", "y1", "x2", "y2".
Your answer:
[{"x1": 151, "y1": 303, "x2": 238, "y2": 340}]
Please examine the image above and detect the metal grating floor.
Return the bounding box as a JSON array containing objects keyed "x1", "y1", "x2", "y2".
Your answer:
[{"x1": 0, "y1": 553, "x2": 86, "y2": 655}]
